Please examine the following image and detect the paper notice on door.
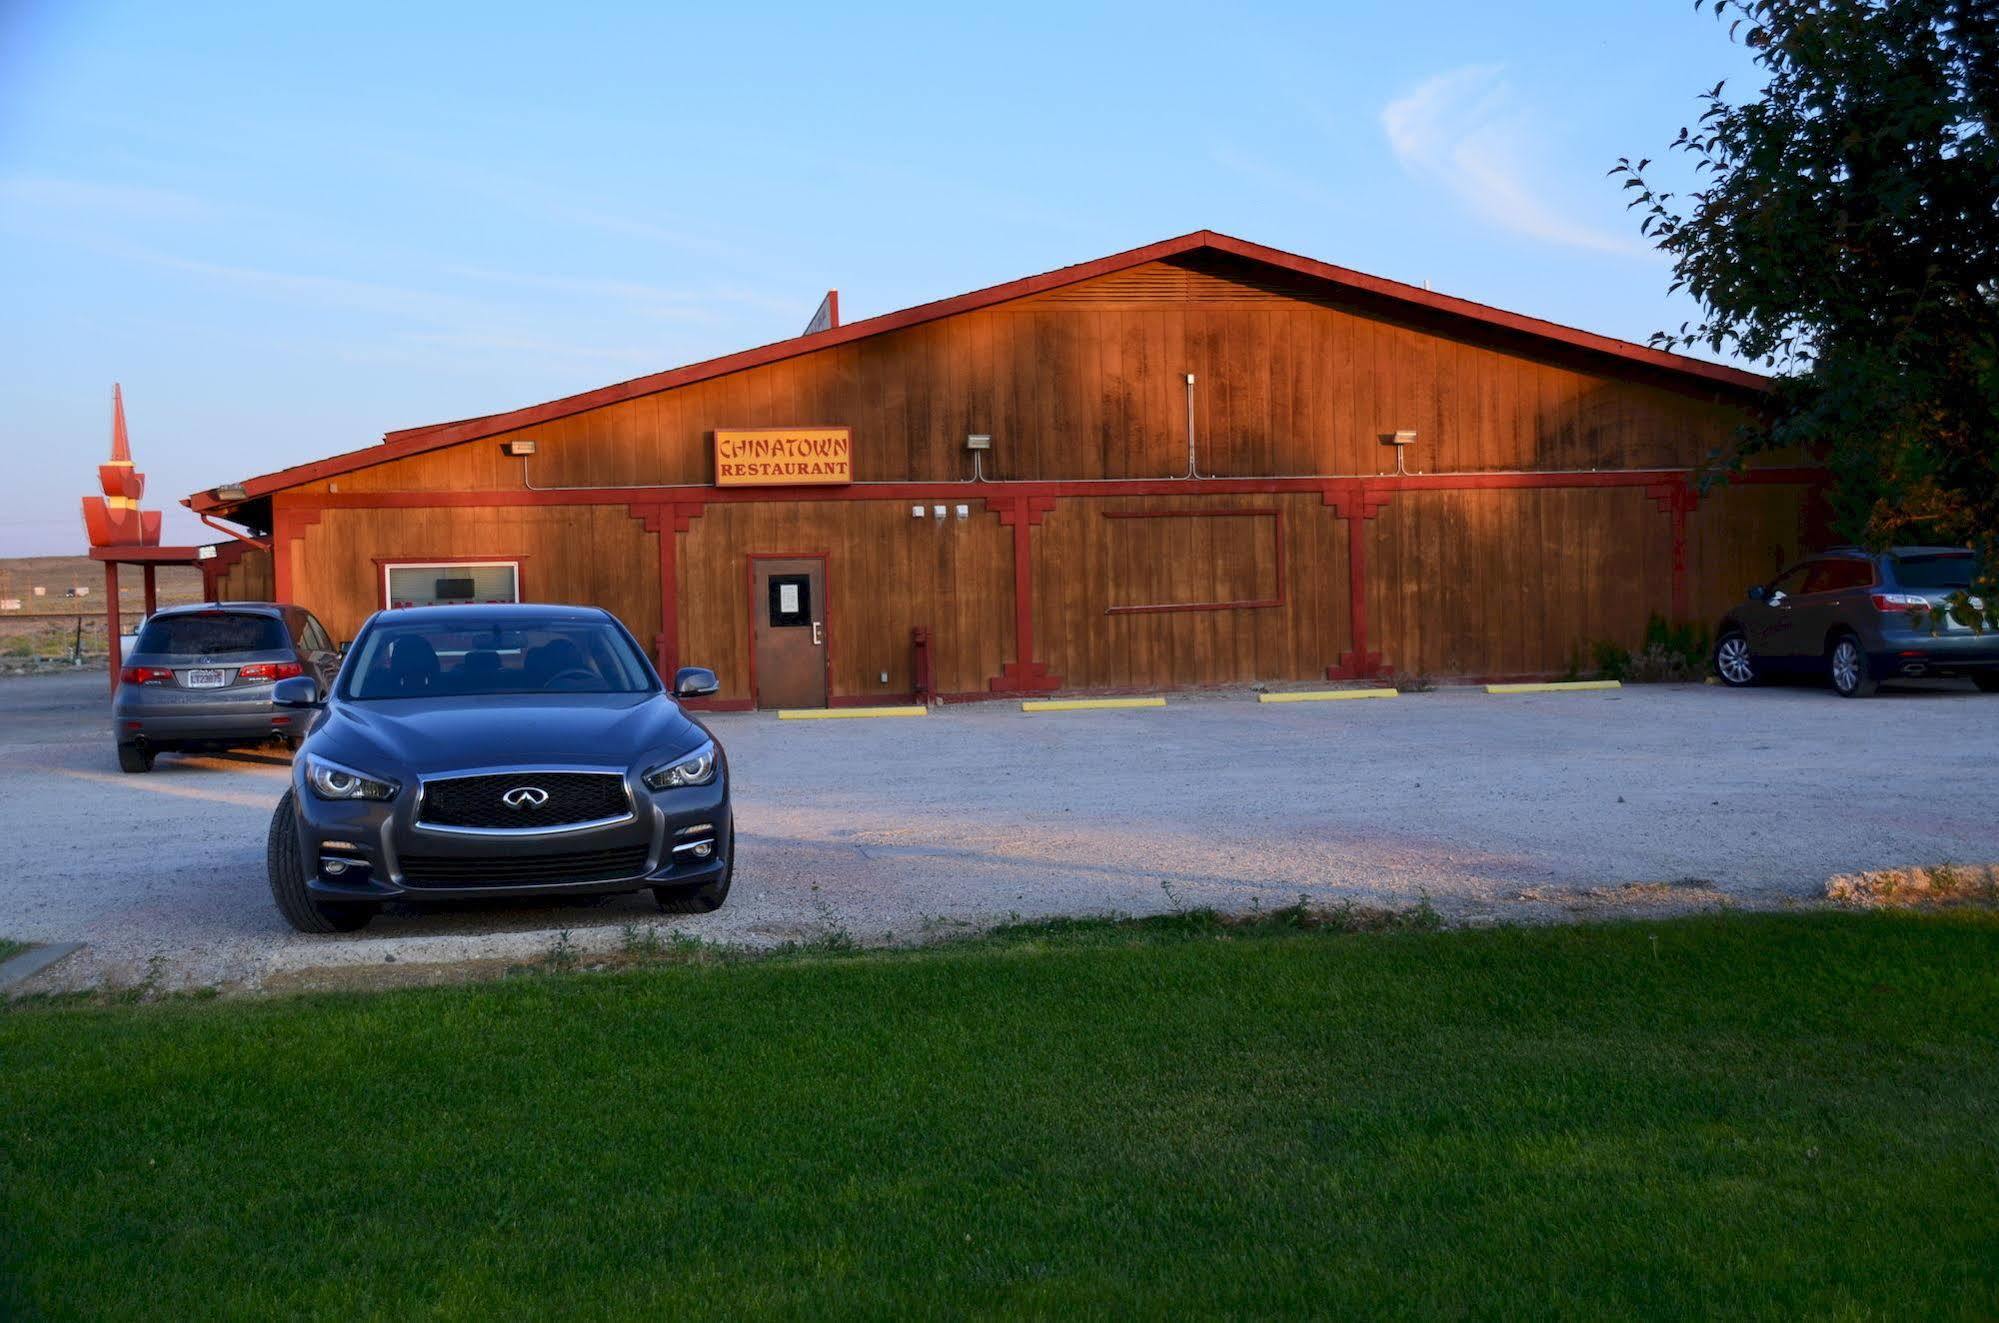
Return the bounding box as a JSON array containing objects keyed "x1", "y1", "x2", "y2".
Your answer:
[{"x1": 779, "y1": 583, "x2": 800, "y2": 615}]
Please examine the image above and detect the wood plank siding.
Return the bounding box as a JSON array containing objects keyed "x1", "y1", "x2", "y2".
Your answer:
[{"x1": 242, "y1": 246, "x2": 1808, "y2": 702}]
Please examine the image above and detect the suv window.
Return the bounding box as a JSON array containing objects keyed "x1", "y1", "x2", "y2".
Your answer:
[
  {"x1": 1802, "y1": 559, "x2": 1875, "y2": 594},
  {"x1": 1892, "y1": 554, "x2": 1977, "y2": 590},
  {"x1": 135, "y1": 612, "x2": 290, "y2": 656},
  {"x1": 301, "y1": 617, "x2": 335, "y2": 654},
  {"x1": 1766, "y1": 565, "x2": 1811, "y2": 599}
]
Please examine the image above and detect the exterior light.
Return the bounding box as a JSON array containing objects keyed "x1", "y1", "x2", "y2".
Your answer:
[
  {"x1": 504, "y1": 439, "x2": 538, "y2": 457},
  {"x1": 966, "y1": 434, "x2": 991, "y2": 451},
  {"x1": 1385, "y1": 430, "x2": 1418, "y2": 476},
  {"x1": 214, "y1": 484, "x2": 248, "y2": 502}
]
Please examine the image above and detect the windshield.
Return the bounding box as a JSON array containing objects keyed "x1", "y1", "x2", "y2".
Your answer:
[
  {"x1": 136, "y1": 612, "x2": 288, "y2": 656},
  {"x1": 342, "y1": 618, "x2": 656, "y2": 700},
  {"x1": 1893, "y1": 554, "x2": 1978, "y2": 590}
]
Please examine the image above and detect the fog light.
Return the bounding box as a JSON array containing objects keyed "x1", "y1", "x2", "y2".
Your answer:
[
  {"x1": 691, "y1": 841, "x2": 714, "y2": 859},
  {"x1": 321, "y1": 858, "x2": 351, "y2": 876}
]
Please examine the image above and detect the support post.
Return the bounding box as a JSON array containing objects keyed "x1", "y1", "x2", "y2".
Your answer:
[
  {"x1": 632, "y1": 501, "x2": 702, "y2": 681},
  {"x1": 655, "y1": 504, "x2": 679, "y2": 678},
  {"x1": 1324, "y1": 482, "x2": 1389, "y2": 680},
  {"x1": 1646, "y1": 478, "x2": 1699, "y2": 625},
  {"x1": 988, "y1": 495, "x2": 1061, "y2": 692},
  {"x1": 271, "y1": 502, "x2": 292, "y2": 604},
  {"x1": 104, "y1": 561, "x2": 121, "y2": 694},
  {"x1": 142, "y1": 564, "x2": 157, "y2": 617}
]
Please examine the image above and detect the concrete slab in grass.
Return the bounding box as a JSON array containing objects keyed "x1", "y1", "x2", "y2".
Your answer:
[{"x1": 0, "y1": 942, "x2": 85, "y2": 995}]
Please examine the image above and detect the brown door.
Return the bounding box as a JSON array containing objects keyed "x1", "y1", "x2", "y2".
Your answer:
[{"x1": 751, "y1": 558, "x2": 827, "y2": 708}]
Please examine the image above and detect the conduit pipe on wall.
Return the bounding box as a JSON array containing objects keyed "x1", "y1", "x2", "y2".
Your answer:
[
  {"x1": 198, "y1": 511, "x2": 272, "y2": 551},
  {"x1": 520, "y1": 452, "x2": 1695, "y2": 495},
  {"x1": 1184, "y1": 373, "x2": 1199, "y2": 478}
]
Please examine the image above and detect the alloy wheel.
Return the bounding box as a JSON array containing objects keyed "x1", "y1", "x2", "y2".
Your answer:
[
  {"x1": 1717, "y1": 636, "x2": 1754, "y2": 686},
  {"x1": 1831, "y1": 640, "x2": 1861, "y2": 694}
]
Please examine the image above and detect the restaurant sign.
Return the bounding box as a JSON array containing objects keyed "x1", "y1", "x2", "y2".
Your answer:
[{"x1": 713, "y1": 427, "x2": 852, "y2": 487}]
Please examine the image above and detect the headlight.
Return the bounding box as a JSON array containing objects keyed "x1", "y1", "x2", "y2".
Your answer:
[
  {"x1": 305, "y1": 754, "x2": 398, "y2": 802},
  {"x1": 643, "y1": 740, "x2": 716, "y2": 791}
]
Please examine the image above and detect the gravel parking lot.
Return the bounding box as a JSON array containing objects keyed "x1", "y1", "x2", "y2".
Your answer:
[{"x1": 3, "y1": 669, "x2": 1997, "y2": 991}]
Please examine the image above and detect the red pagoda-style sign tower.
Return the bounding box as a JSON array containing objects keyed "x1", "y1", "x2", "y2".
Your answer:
[{"x1": 81, "y1": 384, "x2": 163, "y2": 551}]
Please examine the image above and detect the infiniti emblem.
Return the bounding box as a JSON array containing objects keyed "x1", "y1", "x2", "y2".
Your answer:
[{"x1": 502, "y1": 786, "x2": 550, "y2": 810}]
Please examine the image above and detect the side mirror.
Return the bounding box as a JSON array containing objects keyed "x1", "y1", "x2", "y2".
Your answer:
[
  {"x1": 272, "y1": 676, "x2": 324, "y2": 709},
  {"x1": 673, "y1": 666, "x2": 720, "y2": 699},
  {"x1": 1746, "y1": 585, "x2": 1767, "y2": 601}
]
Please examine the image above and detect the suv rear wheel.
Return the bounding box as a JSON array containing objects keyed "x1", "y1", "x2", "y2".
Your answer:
[
  {"x1": 117, "y1": 744, "x2": 154, "y2": 773},
  {"x1": 267, "y1": 788, "x2": 375, "y2": 933},
  {"x1": 1974, "y1": 674, "x2": 1999, "y2": 693},
  {"x1": 1714, "y1": 630, "x2": 1757, "y2": 687},
  {"x1": 1829, "y1": 634, "x2": 1878, "y2": 698}
]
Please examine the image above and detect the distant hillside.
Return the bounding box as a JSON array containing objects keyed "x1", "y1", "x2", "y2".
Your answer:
[
  {"x1": 0, "y1": 555, "x2": 204, "y2": 616},
  {"x1": 0, "y1": 555, "x2": 209, "y2": 668}
]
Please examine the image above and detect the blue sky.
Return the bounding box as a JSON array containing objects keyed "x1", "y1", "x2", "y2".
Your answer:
[{"x1": 0, "y1": 1, "x2": 1760, "y2": 554}]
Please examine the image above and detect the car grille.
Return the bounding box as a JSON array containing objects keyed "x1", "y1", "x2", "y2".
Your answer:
[
  {"x1": 397, "y1": 845, "x2": 652, "y2": 889},
  {"x1": 417, "y1": 771, "x2": 630, "y2": 831}
]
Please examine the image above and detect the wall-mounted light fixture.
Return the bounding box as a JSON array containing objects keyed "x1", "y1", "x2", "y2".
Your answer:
[
  {"x1": 1384, "y1": 430, "x2": 1417, "y2": 475},
  {"x1": 965, "y1": 433, "x2": 991, "y2": 451},
  {"x1": 503, "y1": 439, "x2": 538, "y2": 457},
  {"x1": 213, "y1": 483, "x2": 248, "y2": 503}
]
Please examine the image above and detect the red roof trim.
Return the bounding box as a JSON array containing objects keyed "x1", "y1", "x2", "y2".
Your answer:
[{"x1": 186, "y1": 230, "x2": 1766, "y2": 513}]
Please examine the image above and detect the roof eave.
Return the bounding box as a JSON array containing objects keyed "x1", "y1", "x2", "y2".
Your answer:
[{"x1": 186, "y1": 230, "x2": 1769, "y2": 512}]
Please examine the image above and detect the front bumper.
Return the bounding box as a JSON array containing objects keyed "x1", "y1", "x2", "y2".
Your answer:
[{"x1": 291, "y1": 767, "x2": 731, "y2": 902}]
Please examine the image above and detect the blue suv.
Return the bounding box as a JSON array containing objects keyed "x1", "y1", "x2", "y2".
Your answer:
[{"x1": 1714, "y1": 547, "x2": 1996, "y2": 698}]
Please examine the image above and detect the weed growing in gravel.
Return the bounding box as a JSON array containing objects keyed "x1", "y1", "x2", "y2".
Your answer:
[
  {"x1": 620, "y1": 924, "x2": 665, "y2": 958},
  {"x1": 542, "y1": 930, "x2": 579, "y2": 973}
]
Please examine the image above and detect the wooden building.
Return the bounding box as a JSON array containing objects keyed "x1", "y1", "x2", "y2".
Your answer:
[{"x1": 184, "y1": 232, "x2": 1822, "y2": 708}]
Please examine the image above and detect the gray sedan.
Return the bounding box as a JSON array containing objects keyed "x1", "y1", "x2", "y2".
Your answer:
[{"x1": 112, "y1": 603, "x2": 342, "y2": 771}]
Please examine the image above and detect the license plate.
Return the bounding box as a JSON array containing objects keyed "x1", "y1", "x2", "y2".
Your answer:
[{"x1": 182, "y1": 668, "x2": 227, "y2": 688}]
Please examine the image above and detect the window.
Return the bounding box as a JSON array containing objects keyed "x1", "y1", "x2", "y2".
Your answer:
[
  {"x1": 301, "y1": 617, "x2": 335, "y2": 654},
  {"x1": 343, "y1": 617, "x2": 654, "y2": 699},
  {"x1": 767, "y1": 575, "x2": 812, "y2": 628},
  {"x1": 1765, "y1": 565, "x2": 1811, "y2": 599},
  {"x1": 135, "y1": 611, "x2": 289, "y2": 656},
  {"x1": 1892, "y1": 554, "x2": 1977, "y2": 590},
  {"x1": 1802, "y1": 559, "x2": 1875, "y2": 594},
  {"x1": 382, "y1": 561, "x2": 520, "y2": 609}
]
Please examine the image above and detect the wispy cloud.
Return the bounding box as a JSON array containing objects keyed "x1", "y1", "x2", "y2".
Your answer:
[
  {"x1": 139, "y1": 252, "x2": 494, "y2": 327},
  {"x1": 1380, "y1": 66, "x2": 1648, "y2": 259},
  {"x1": 443, "y1": 265, "x2": 798, "y2": 319},
  {"x1": 0, "y1": 175, "x2": 216, "y2": 221}
]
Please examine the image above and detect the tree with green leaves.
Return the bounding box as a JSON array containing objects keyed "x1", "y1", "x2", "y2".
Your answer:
[{"x1": 1614, "y1": 0, "x2": 1999, "y2": 609}]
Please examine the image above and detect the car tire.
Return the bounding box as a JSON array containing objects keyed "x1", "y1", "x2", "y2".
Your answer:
[
  {"x1": 1713, "y1": 630, "x2": 1758, "y2": 687},
  {"x1": 1828, "y1": 633, "x2": 1878, "y2": 698},
  {"x1": 117, "y1": 744, "x2": 154, "y2": 773},
  {"x1": 654, "y1": 817, "x2": 734, "y2": 915},
  {"x1": 1975, "y1": 674, "x2": 1999, "y2": 693},
  {"x1": 266, "y1": 788, "x2": 375, "y2": 933}
]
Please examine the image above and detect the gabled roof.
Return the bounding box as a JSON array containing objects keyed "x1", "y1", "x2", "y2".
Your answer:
[{"x1": 186, "y1": 230, "x2": 1767, "y2": 515}]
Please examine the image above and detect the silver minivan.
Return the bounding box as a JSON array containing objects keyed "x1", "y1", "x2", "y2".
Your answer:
[{"x1": 113, "y1": 603, "x2": 342, "y2": 771}]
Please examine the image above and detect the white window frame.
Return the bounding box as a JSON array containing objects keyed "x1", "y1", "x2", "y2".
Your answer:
[{"x1": 380, "y1": 560, "x2": 521, "y2": 609}]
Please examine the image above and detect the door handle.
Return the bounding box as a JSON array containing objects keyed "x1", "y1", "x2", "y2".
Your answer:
[{"x1": 811, "y1": 621, "x2": 823, "y2": 646}]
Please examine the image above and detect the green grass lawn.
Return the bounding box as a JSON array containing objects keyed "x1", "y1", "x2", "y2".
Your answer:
[
  {"x1": 0, "y1": 939, "x2": 26, "y2": 966},
  {"x1": 4, "y1": 911, "x2": 1996, "y2": 1319}
]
